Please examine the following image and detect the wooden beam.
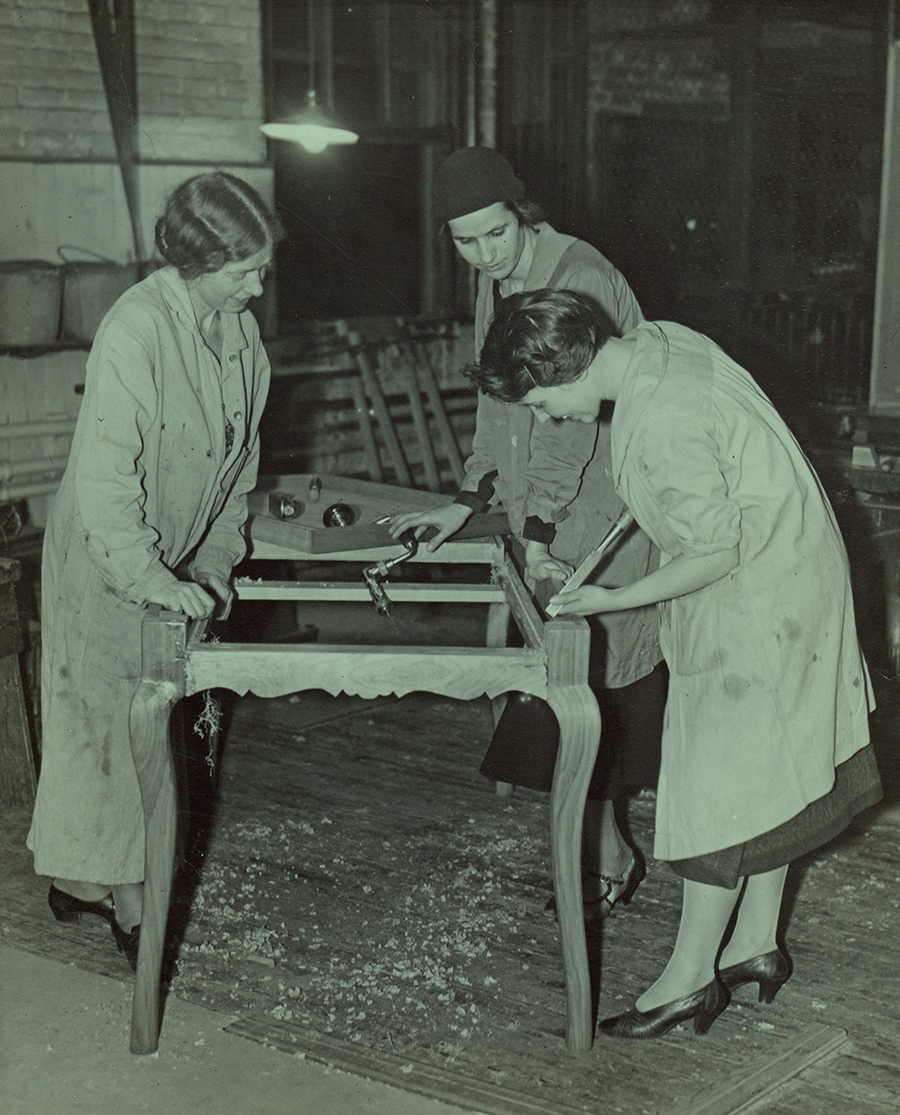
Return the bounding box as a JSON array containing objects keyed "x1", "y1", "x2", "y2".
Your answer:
[
  {"x1": 671, "y1": 1023, "x2": 849, "y2": 1115},
  {"x1": 248, "y1": 508, "x2": 510, "y2": 555},
  {"x1": 86, "y1": 0, "x2": 145, "y2": 261},
  {"x1": 129, "y1": 606, "x2": 185, "y2": 1054},
  {"x1": 0, "y1": 558, "x2": 36, "y2": 805},
  {"x1": 233, "y1": 580, "x2": 506, "y2": 604},
  {"x1": 544, "y1": 617, "x2": 599, "y2": 1054},
  {"x1": 184, "y1": 641, "x2": 547, "y2": 703}
]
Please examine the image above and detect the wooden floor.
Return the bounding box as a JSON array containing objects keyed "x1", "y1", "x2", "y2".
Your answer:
[{"x1": 3, "y1": 597, "x2": 899, "y2": 1115}]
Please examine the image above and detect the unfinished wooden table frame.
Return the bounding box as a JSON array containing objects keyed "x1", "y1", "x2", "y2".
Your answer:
[{"x1": 128, "y1": 540, "x2": 600, "y2": 1056}]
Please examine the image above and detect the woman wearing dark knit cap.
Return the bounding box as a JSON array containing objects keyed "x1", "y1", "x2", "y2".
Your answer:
[{"x1": 390, "y1": 146, "x2": 666, "y2": 919}]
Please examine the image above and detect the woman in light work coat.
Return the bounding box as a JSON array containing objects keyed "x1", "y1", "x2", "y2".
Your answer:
[
  {"x1": 28, "y1": 172, "x2": 281, "y2": 966},
  {"x1": 391, "y1": 147, "x2": 665, "y2": 918},
  {"x1": 467, "y1": 288, "x2": 882, "y2": 1039}
]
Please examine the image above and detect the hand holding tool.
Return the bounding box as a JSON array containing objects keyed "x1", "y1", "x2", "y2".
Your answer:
[
  {"x1": 363, "y1": 529, "x2": 419, "y2": 615},
  {"x1": 545, "y1": 507, "x2": 636, "y2": 617}
]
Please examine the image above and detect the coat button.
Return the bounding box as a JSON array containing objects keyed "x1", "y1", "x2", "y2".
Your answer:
[
  {"x1": 229, "y1": 354, "x2": 237, "y2": 362},
  {"x1": 233, "y1": 411, "x2": 242, "y2": 421}
]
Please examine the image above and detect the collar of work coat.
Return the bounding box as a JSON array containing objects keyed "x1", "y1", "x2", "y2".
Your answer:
[
  {"x1": 473, "y1": 223, "x2": 577, "y2": 352},
  {"x1": 152, "y1": 265, "x2": 254, "y2": 359}
]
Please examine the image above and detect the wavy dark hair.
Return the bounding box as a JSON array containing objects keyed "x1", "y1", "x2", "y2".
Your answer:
[
  {"x1": 505, "y1": 196, "x2": 548, "y2": 229},
  {"x1": 464, "y1": 288, "x2": 617, "y2": 403},
  {"x1": 154, "y1": 172, "x2": 283, "y2": 279}
]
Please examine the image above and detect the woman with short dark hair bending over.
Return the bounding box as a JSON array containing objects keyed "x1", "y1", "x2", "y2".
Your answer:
[{"x1": 466, "y1": 287, "x2": 882, "y2": 1039}]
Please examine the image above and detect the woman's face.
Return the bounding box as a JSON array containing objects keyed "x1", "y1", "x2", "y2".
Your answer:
[
  {"x1": 522, "y1": 373, "x2": 599, "y2": 425},
  {"x1": 447, "y1": 202, "x2": 527, "y2": 281},
  {"x1": 188, "y1": 245, "x2": 272, "y2": 316}
]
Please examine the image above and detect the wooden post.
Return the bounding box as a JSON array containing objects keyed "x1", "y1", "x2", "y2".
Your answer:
[
  {"x1": 0, "y1": 558, "x2": 37, "y2": 805},
  {"x1": 129, "y1": 606, "x2": 187, "y2": 1055},
  {"x1": 545, "y1": 617, "x2": 600, "y2": 1055},
  {"x1": 485, "y1": 597, "x2": 514, "y2": 797}
]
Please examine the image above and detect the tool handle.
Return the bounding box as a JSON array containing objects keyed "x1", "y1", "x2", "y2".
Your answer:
[{"x1": 544, "y1": 507, "x2": 636, "y2": 617}]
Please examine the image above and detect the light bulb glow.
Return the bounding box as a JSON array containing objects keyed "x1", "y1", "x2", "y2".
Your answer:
[{"x1": 260, "y1": 115, "x2": 358, "y2": 153}]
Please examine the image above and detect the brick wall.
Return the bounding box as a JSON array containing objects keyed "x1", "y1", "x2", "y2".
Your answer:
[
  {"x1": 0, "y1": 0, "x2": 265, "y2": 163},
  {"x1": 0, "y1": 0, "x2": 271, "y2": 262},
  {"x1": 0, "y1": 0, "x2": 274, "y2": 524},
  {"x1": 134, "y1": 0, "x2": 266, "y2": 164},
  {"x1": 1, "y1": 0, "x2": 114, "y2": 159}
]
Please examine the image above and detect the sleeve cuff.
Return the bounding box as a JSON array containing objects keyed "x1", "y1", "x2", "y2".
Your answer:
[
  {"x1": 454, "y1": 490, "x2": 487, "y2": 513},
  {"x1": 523, "y1": 516, "x2": 557, "y2": 545},
  {"x1": 455, "y1": 469, "x2": 498, "y2": 514},
  {"x1": 190, "y1": 545, "x2": 236, "y2": 584},
  {"x1": 129, "y1": 566, "x2": 180, "y2": 607}
]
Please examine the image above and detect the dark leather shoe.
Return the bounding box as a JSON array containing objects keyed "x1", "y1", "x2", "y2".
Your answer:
[
  {"x1": 599, "y1": 978, "x2": 730, "y2": 1039},
  {"x1": 48, "y1": 884, "x2": 114, "y2": 925},
  {"x1": 585, "y1": 851, "x2": 647, "y2": 922},
  {"x1": 545, "y1": 850, "x2": 647, "y2": 923},
  {"x1": 111, "y1": 920, "x2": 140, "y2": 971},
  {"x1": 718, "y1": 948, "x2": 791, "y2": 1003}
]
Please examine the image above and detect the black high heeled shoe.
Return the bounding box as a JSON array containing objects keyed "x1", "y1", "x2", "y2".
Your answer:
[
  {"x1": 718, "y1": 948, "x2": 792, "y2": 1003},
  {"x1": 585, "y1": 851, "x2": 647, "y2": 923},
  {"x1": 110, "y1": 919, "x2": 140, "y2": 972},
  {"x1": 48, "y1": 884, "x2": 114, "y2": 925},
  {"x1": 598, "y1": 978, "x2": 730, "y2": 1039},
  {"x1": 545, "y1": 850, "x2": 647, "y2": 923}
]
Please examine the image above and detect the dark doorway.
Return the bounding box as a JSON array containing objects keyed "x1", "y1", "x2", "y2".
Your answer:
[{"x1": 273, "y1": 141, "x2": 423, "y2": 326}]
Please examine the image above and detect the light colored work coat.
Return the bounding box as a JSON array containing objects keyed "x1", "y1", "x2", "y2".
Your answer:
[
  {"x1": 28, "y1": 267, "x2": 270, "y2": 883},
  {"x1": 611, "y1": 321, "x2": 874, "y2": 860},
  {"x1": 461, "y1": 223, "x2": 661, "y2": 687}
]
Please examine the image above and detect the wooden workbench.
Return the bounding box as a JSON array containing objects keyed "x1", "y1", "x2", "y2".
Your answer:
[{"x1": 128, "y1": 476, "x2": 601, "y2": 1058}]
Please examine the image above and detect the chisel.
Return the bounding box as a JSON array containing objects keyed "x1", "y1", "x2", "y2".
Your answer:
[{"x1": 545, "y1": 506, "x2": 636, "y2": 617}]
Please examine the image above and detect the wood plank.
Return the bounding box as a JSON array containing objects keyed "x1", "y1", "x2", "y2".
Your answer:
[
  {"x1": 337, "y1": 323, "x2": 413, "y2": 486},
  {"x1": 128, "y1": 606, "x2": 185, "y2": 1054},
  {"x1": 0, "y1": 559, "x2": 36, "y2": 805},
  {"x1": 496, "y1": 554, "x2": 547, "y2": 651},
  {"x1": 397, "y1": 356, "x2": 441, "y2": 491},
  {"x1": 184, "y1": 642, "x2": 548, "y2": 702},
  {"x1": 248, "y1": 472, "x2": 509, "y2": 553},
  {"x1": 248, "y1": 535, "x2": 504, "y2": 564},
  {"x1": 248, "y1": 511, "x2": 510, "y2": 554},
  {"x1": 0, "y1": 657, "x2": 36, "y2": 805},
  {"x1": 233, "y1": 581, "x2": 507, "y2": 604},
  {"x1": 227, "y1": 1016, "x2": 596, "y2": 1115},
  {"x1": 672, "y1": 1023, "x2": 849, "y2": 1115}
]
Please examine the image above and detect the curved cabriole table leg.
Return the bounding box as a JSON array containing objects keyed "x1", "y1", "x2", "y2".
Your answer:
[
  {"x1": 128, "y1": 609, "x2": 185, "y2": 1055},
  {"x1": 126, "y1": 560, "x2": 600, "y2": 1055},
  {"x1": 545, "y1": 622, "x2": 601, "y2": 1055}
]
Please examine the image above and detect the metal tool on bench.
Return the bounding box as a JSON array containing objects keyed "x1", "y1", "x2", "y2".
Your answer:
[
  {"x1": 545, "y1": 506, "x2": 636, "y2": 617},
  {"x1": 363, "y1": 528, "x2": 418, "y2": 615},
  {"x1": 269, "y1": 491, "x2": 303, "y2": 520}
]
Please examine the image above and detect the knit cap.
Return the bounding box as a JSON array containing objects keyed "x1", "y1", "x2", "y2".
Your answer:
[{"x1": 434, "y1": 147, "x2": 525, "y2": 224}]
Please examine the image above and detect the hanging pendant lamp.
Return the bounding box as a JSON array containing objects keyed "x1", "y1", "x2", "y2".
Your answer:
[{"x1": 260, "y1": 0, "x2": 358, "y2": 154}]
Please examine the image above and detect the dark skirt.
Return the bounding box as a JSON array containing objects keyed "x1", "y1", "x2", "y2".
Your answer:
[
  {"x1": 668, "y1": 745, "x2": 884, "y2": 888},
  {"x1": 479, "y1": 661, "x2": 667, "y2": 800}
]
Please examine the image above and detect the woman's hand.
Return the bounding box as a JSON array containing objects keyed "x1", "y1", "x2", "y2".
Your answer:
[
  {"x1": 550, "y1": 545, "x2": 741, "y2": 616},
  {"x1": 524, "y1": 540, "x2": 572, "y2": 583},
  {"x1": 148, "y1": 581, "x2": 217, "y2": 619},
  {"x1": 388, "y1": 503, "x2": 473, "y2": 552},
  {"x1": 194, "y1": 572, "x2": 234, "y2": 619},
  {"x1": 549, "y1": 584, "x2": 620, "y2": 616}
]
